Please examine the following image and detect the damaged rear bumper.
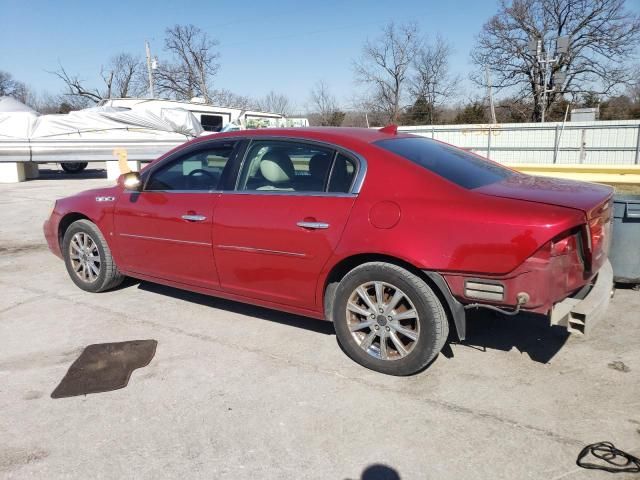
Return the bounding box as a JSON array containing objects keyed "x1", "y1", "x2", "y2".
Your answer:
[{"x1": 550, "y1": 260, "x2": 614, "y2": 334}]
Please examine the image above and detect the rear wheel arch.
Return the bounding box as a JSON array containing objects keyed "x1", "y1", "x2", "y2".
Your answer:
[{"x1": 321, "y1": 253, "x2": 460, "y2": 339}]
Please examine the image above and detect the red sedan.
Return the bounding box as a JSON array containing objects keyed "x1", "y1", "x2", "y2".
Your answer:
[{"x1": 44, "y1": 126, "x2": 614, "y2": 375}]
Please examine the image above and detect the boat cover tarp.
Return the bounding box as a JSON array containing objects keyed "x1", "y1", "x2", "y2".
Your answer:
[{"x1": 0, "y1": 97, "x2": 203, "y2": 140}]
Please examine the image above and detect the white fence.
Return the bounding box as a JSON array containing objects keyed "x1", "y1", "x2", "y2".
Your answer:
[{"x1": 399, "y1": 119, "x2": 640, "y2": 165}]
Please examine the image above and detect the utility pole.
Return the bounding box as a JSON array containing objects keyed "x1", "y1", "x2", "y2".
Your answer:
[
  {"x1": 145, "y1": 41, "x2": 155, "y2": 99},
  {"x1": 528, "y1": 36, "x2": 570, "y2": 123},
  {"x1": 485, "y1": 66, "x2": 497, "y2": 124},
  {"x1": 542, "y1": 62, "x2": 548, "y2": 122}
]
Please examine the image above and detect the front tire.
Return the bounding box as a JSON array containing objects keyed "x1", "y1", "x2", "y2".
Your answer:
[
  {"x1": 62, "y1": 219, "x2": 124, "y2": 292},
  {"x1": 332, "y1": 262, "x2": 449, "y2": 376}
]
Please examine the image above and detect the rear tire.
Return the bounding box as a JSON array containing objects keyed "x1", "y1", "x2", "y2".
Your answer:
[
  {"x1": 62, "y1": 219, "x2": 124, "y2": 292},
  {"x1": 332, "y1": 262, "x2": 448, "y2": 376},
  {"x1": 60, "y1": 162, "x2": 88, "y2": 173}
]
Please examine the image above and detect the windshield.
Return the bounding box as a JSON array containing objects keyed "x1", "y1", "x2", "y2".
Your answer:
[{"x1": 375, "y1": 137, "x2": 514, "y2": 189}]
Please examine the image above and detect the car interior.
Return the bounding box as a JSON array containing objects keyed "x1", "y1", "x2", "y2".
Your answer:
[
  {"x1": 145, "y1": 148, "x2": 233, "y2": 191},
  {"x1": 241, "y1": 144, "x2": 356, "y2": 193}
]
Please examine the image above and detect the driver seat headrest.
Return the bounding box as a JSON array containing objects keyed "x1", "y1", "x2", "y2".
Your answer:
[{"x1": 260, "y1": 150, "x2": 295, "y2": 184}]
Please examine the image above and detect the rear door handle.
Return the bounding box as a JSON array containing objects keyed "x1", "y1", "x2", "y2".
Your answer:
[
  {"x1": 181, "y1": 214, "x2": 207, "y2": 222},
  {"x1": 297, "y1": 221, "x2": 329, "y2": 230}
]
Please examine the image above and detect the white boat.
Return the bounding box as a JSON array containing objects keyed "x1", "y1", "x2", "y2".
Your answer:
[{"x1": 0, "y1": 96, "x2": 309, "y2": 182}]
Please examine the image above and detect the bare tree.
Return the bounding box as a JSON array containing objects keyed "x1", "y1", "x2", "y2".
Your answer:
[
  {"x1": 471, "y1": 0, "x2": 640, "y2": 121},
  {"x1": 629, "y1": 65, "x2": 640, "y2": 104},
  {"x1": 256, "y1": 91, "x2": 292, "y2": 115},
  {"x1": 0, "y1": 70, "x2": 30, "y2": 103},
  {"x1": 308, "y1": 80, "x2": 344, "y2": 126},
  {"x1": 410, "y1": 36, "x2": 459, "y2": 124},
  {"x1": 52, "y1": 52, "x2": 145, "y2": 103},
  {"x1": 154, "y1": 24, "x2": 220, "y2": 102},
  {"x1": 29, "y1": 91, "x2": 91, "y2": 114},
  {"x1": 353, "y1": 22, "x2": 419, "y2": 123},
  {"x1": 107, "y1": 53, "x2": 145, "y2": 98},
  {"x1": 51, "y1": 65, "x2": 104, "y2": 103},
  {"x1": 210, "y1": 88, "x2": 256, "y2": 109}
]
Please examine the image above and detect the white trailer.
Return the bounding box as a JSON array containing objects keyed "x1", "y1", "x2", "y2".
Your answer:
[{"x1": 98, "y1": 98, "x2": 309, "y2": 131}]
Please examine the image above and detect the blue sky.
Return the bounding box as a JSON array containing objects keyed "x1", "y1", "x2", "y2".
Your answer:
[{"x1": 2, "y1": 0, "x2": 638, "y2": 110}]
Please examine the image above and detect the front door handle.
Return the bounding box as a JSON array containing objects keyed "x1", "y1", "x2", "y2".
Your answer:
[
  {"x1": 181, "y1": 214, "x2": 207, "y2": 222},
  {"x1": 297, "y1": 221, "x2": 329, "y2": 230}
]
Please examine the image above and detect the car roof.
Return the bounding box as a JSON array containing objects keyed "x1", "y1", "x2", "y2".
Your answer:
[{"x1": 188, "y1": 127, "x2": 412, "y2": 148}]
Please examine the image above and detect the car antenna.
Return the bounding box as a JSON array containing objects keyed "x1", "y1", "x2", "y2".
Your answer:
[{"x1": 378, "y1": 124, "x2": 398, "y2": 135}]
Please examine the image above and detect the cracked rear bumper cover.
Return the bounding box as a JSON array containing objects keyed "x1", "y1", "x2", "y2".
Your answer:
[
  {"x1": 550, "y1": 259, "x2": 614, "y2": 334},
  {"x1": 427, "y1": 259, "x2": 613, "y2": 341}
]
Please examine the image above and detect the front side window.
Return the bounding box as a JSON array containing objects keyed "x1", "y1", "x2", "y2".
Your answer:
[
  {"x1": 237, "y1": 140, "x2": 356, "y2": 193},
  {"x1": 145, "y1": 141, "x2": 237, "y2": 191},
  {"x1": 374, "y1": 137, "x2": 513, "y2": 189}
]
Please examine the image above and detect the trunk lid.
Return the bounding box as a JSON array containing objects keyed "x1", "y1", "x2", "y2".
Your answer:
[
  {"x1": 476, "y1": 173, "x2": 614, "y2": 272},
  {"x1": 474, "y1": 173, "x2": 613, "y2": 213}
]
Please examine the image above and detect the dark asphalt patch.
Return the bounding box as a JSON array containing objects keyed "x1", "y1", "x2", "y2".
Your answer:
[
  {"x1": 608, "y1": 360, "x2": 631, "y2": 372},
  {"x1": 51, "y1": 340, "x2": 157, "y2": 398},
  {"x1": 0, "y1": 244, "x2": 49, "y2": 255}
]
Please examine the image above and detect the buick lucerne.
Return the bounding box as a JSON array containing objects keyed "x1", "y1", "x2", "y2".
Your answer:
[{"x1": 44, "y1": 126, "x2": 614, "y2": 375}]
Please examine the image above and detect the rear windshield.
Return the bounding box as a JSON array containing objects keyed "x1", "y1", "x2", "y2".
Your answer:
[{"x1": 375, "y1": 137, "x2": 513, "y2": 189}]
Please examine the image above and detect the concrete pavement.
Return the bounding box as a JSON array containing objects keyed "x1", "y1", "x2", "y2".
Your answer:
[{"x1": 1, "y1": 167, "x2": 639, "y2": 479}]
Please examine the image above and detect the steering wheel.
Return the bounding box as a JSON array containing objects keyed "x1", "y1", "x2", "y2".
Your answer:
[{"x1": 186, "y1": 169, "x2": 216, "y2": 189}]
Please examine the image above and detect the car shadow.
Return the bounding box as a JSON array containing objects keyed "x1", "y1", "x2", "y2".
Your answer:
[
  {"x1": 134, "y1": 280, "x2": 336, "y2": 335},
  {"x1": 119, "y1": 279, "x2": 569, "y2": 362},
  {"x1": 37, "y1": 167, "x2": 107, "y2": 180},
  {"x1": 444, "y1": 309, "x2": 570, "y2": 364}
]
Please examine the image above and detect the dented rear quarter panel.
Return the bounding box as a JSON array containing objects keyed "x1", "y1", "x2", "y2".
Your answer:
[{"x1": 321, "y1": 142, "x2": 586, "y2": 276}]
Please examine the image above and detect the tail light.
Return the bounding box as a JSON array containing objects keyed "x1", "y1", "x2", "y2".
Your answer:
[
  {"x1": 551, "y1": 233, "x2": 578, "y2": 256},
  {"x1": 583, "y1": 201, "x2": 612, "y2": 270},
  {"x1": 532, "y1": 229, "x2": 586, "y2": 264},
  {"x1": 588, "y1": 217, "x2": 602, "y2": 251},
  {"x1": 548, "y1": 228, "x2": 584, "y2": 260}
]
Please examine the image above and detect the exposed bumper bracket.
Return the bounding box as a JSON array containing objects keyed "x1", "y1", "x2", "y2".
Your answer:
[{"x1": 550, "y1": 260, "x2": 614, "y2": 335}]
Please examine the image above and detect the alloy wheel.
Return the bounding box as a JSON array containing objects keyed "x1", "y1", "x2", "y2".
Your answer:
[
  {"x1": 69, "y1": 232, "x2": 101, "y2": 283},
  {"x1": 346, "y1": 281, "x2": 420, "y2": 361}
]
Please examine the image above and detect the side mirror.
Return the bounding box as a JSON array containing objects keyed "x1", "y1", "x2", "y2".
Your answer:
[{"x1": 121, "y1": 171, "x2": 142, "y2": 191}]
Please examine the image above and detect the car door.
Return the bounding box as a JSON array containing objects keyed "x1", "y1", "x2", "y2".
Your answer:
[
  {"x1": 113, "y1": 139, "x2": 240, "y2": 289},
  {"x1": 213, "y1": 138, "x2": 362, "y2": 309}
]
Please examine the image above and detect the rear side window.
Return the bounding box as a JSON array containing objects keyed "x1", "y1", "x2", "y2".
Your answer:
[
  {"x1": 374, "y1": 137, "x2": 513, "y2": 189},
  {"x1": 328, "y1": 153, "x2": 356, "y2": 193},
  {"x1": 237, "y1": 140, "x2": 357, "y2": 193}
]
